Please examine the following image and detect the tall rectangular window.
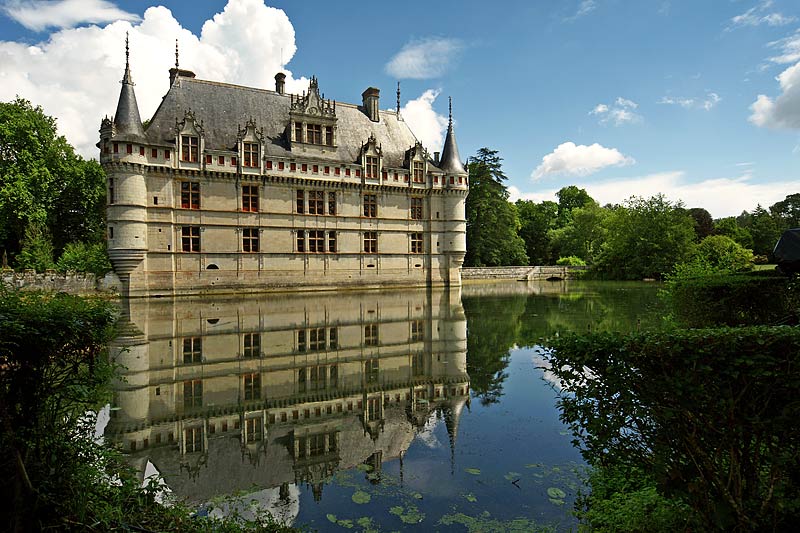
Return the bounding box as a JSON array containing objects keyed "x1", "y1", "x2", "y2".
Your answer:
[
  {"x1": 329, "y1": 328, "x2": 338, "y2": 350},
  {"x1": 365, "y1": 357, "x2": 379, "y2": 381},
  {"x1": 185, "y1": 427, "x2": 203, "y2": 452},
  {"x1": 184, "y1": 379, "x2": 203, "y2": 408},
  {"x1": 363, "y1": 194, "x2": 377, "y2": 217},
  {"x1": 108, "y1": 178, "x2": 115, "y2": 204},
  {"x1": 218, "y1": 155, "x2": 224, "y2": 165},
  {"x1": 181, "y1": 181, "x2": 200, "y2": 209},
  {"x1": 325, "y1": 126, "x2": 334, "y2": 146},
  {"x1": 411, "y1": 320, "x2": 424, "y2": 342},
  {"x1": 297, "y1": 329, "x2": 307, "y2": 352},
  {"x1": 328, "y1": 231, "x2": 337, "y2": 253},
  {"x1": 307, "y1": 123, "x2": 322, "y2": 144},
  {"x1": 181, "y1": 135, "x2": 199, "y2": 162},
  {"x1": 309, "y1": 328, "x2": 326, "y2": 350},
  {"x1": 413, "y1": 161, "x2": 424, "y2": 183},
  {"x1": 308, "y1": 230, "x2": 324, "y2": 253},
  {"x1": 363, "y1": 231, "x2": 378, "y2": 253},
  {"x1": 245, "y1": 417, "x2": 262, "y2": 442},
  {"x1": 294, "y1": 122, "x2": 303, "y2": 142},
  {"x1": 365, "y1": 325, "x2": 379, "y2": 346},
  {"x1": 296, "y1": 230, "x2": 305, "y2": 252},
  {"x1": 328, "y1": 192, "x2": 336, "y2": 215},
  {"x1": 296, "y1": 190, "x2": 305, "y2": 214},
  {"x1": 181, "y1": 226, "x2": 200, "y2": 252},
  {"x1": 410, "y1": 197, "x2": 423, "y2": 220},
  {"x1": 243, "y1": 142, "x2": 259, "y2": 167},
  {"x1": 182, "y1": 337, "x2": 202, "y2": 363},
  {"x1": 242, "y1": 185, "x2": 258, "y2": 212},
  {"x1": 243, "y1": 373, "x2": 261, "y2": 401},
  {"x1": 411, "y1": 232, "x2": 423, "y2": 254},
  {"x1": 243, "y1": 228, "x2": 259, "y2": 252},
  {"x1": 365, "y1": 156, "x2": 379, "y2": 179},
  {"x1": 243, "y1": 333, "x2": 260, "y2": 358},
  {"x1": 308, "y1": 190, "x2": 324, "y2": 215}
]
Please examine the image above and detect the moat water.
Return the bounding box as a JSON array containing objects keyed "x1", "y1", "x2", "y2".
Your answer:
[{"x1": 105, "y1": 280, "x2": 663, "y2": 532}]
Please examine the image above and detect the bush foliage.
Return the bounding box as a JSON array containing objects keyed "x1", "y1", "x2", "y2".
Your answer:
[
  {"x1": 56, "y1": 241, "x2": 112, "y2": 276},
  {"x1": 545, "y1": 326, "x2": 800, "y2": 531},
  {"x1": 664, "y1": 270, "x2": 798, "y2": 327}
]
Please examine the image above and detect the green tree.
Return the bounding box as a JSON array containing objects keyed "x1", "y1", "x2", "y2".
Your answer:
[
  {"x1": 516, "y1": 199, "x2": 557, "y2": 265},
  {"x1": 56, "y1": 241, "x2": 112, "y2": 276},
  {"x1": 0, "y1": 98, "x2": 106, "y2": 261},
  {"x1": 686, "y1": 207, "x2": 714, "y2": 241},
  {"x1": 15, "y1": 221, "x2": 55, "y2": 271},
  {"x1": 770, "y1": 192, "x2": 800, "y2": 229},
  {"x1": 548, "y1": 203, "x2": 608, "y2": 264},
  {"x1": 555, "y1": 185, "x2": 594, "y2": 227},
  {"x1": 465, "y1": 148, "x2": 528, "y2": 266},
  {"x1": 595, "y1": 195, "x2": 695, "y2": 280},
  {"x1": 714, "y1": 217, "x2": 754, "y2": 249},
  {"x1": 694, "y1": 234, "x2": 753, "y2": 272},
  {"x1": 747, "y1": 206, "x2": 782, "y2": 257}
]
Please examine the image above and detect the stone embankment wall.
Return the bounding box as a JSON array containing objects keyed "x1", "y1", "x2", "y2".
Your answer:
[
  {"x1": 0, "y1": 269, "x2": 121, "y2": 295},
  {"x1": 462, "y1": 265, "x2": 589, "y2": 281}
]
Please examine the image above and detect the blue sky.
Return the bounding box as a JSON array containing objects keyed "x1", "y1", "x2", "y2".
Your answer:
[{"x1": 1, "y1": 0, "x2": 799, "y2": 217}]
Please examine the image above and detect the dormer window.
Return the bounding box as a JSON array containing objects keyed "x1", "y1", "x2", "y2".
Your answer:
[
  {"x1": 181, "y1": 135, "x2": 198, "y2": 162},
  {"x1": 413, "y1": 161, "x2": 424, "y2": 183},
  {"x1": 365, "y1": 156, "x2": 379, "y2": 179},
  {"x1": 307, "y1": 124, "x2": 322, "y2": 145},
  {"x1": 243, "y1": 142, "x2": 259, "y2": 167}
]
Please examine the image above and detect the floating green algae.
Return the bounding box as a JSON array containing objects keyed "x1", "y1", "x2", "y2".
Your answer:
[
  {"x1": 438, "y1": 511, "x2": 557, "y2": 533},
  {"x1": 387, "y1": 504, "x2": 425, "y2": 524},
  {"x1": 462, "y1": 492, "x2": 478, "y2": 502},
  {"x1": 547, "y1": 487, "x2": 566, "y2": 499},
  {"x1": 464, "y1": 468, "x2": 481, "y2": 475},
  {"x1": 351, "y1": 490, "x2": 371, "y2": 504}
]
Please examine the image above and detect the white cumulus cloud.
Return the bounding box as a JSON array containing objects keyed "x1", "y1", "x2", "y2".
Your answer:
[
  {"x1": 0, "y1": 0, "x2": 310, "y2": 157},
  {"x1": 385, "y1": 37, "x2": 462, "y2": 79},
  {"x1": 749, "y1": 61, "x2": 800, "y2": 128},
  {"x1": 589, "y1": 97, "x2": 642, "y2": 125},
  {"x1": 510, "y1": 171, "x2": 800, "y2": 219},
  {"x1": 1, "y1": 0, "x2": 139, "y2": 31},
  {"x1": 532, "y1": 142, "x2": 634, "y2": 180},
  {"x1": 400, "y1": 89, "x2": 448, "y2": 152}
]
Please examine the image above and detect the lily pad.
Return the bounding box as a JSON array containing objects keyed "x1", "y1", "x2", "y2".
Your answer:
[
  {"x1": 524, "y1": 463, "x2": 543, "y2": 468},
  {"x1": 389, "y1": 506, "x2": 404, "y2": 516},
  {"x1": 547, "y1": 487, "x2": 567, "y2": 499},
  {"x1": 464, "y1": 468, "x2": 481, "y2": 475},
  {"x1": 462, "y1": 492, "x2": 477, "y2": 502},
  {"x1": 356, "y1": 517, "x2": 372, "y2": 527},
  {"x1": 549, "y1": 498, "x2": 566, "y2": 506},
  {"x1": 351, "y1": 490, "x2": 371, "y2": 504},
  {"x1": 412, "y1": 492, "x2": 423, "y2": 500},
  {"x1": 504, "y1": 471, "x2": 521, "y2": 481},
  {"x1": 327, "y1": 513, "x2": 338, "y2": 523}
]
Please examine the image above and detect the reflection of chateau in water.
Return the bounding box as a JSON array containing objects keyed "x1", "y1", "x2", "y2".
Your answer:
[{"x1": 105, "y1": 288, "x2": 469, "y2": 508}]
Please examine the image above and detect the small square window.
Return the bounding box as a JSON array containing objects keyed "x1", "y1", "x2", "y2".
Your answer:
[
  {"x1": 345, "y1": 168, "x2": 351, "y2": 177},
  {"x1": 324, "y1": 166, "x2": 329, "y2": 174},
  {"x1": 165, "y1": 149, "x2": 170, "y2": 159},
  {"x1": 335, "y1": 167, "x2": 341, "y2": 176},
  {"x1": 218, "y1": 155, "x2": 224, "y2": 165},
  {"x1": 113, "y1": 142, "x2": 118, "y2": 153},
  {"x1": 231, "y1": 156, "x2": 238, "y2": 166},
  {"x1": 290, "y1": 163, "x2": 297, "y2": 171},
  {"x1": 302, "y1": 164, "x2": 308, "y2": 172},
  {"x1": 151, "y1": 148, "x2": 157, "y2": 158},
  {"x1": 313, "y1": 165, "x2": 318, "y2": 173},
  {"x1": 139, "y1": 146, "x2": 145, "y2": 156},
  {"x1": 266, "y1": 160, "x2": 273, "y2": 170},
  {"x1": 126, "y1": 144, "x2": 133, "y2": 154},
  {"x1": 205, "y1": 154, "x2": 212, "y2": 164}
]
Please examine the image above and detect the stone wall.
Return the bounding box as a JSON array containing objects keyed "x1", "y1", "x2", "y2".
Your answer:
[
  {"x1": 462, "y1": 265, "x2": 589, "y2": 281},
  {"x1": 0, "y1": 269, "x2": 121, "y2": 294}
]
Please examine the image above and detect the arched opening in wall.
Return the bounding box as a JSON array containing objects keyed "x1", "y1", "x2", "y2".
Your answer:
[
  {"x1": 207, "y1": 318, "x2": 220, "y2": 325},
  {"x1": 546, "y1": 276, "x2": 564, "y2": 282},
  {"x1": 206, "y1": 264, "x2": 219, "y2": 270}
]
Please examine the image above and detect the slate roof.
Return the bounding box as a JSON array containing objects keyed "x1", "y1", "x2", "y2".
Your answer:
[
  {"x1": 144, "y1": 76, "x2": 449, "y2": 171},
  {"x1": 113, "y1": 63, "x2": 146, "y2": 141}
]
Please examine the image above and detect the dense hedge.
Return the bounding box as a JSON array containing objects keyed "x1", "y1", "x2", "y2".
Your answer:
[
  {"x1": 545, "y1": 326, "x2": 800, "y2": 531},
  {"x1": 667, "y1": 270, "x2": 799, "y2": 327}
]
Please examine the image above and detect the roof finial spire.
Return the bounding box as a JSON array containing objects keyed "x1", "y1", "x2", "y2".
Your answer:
[
  {"x1": 448, "y1": 96, "x2": 453, "y2": 127},
  {"x1": 125, "y1": 31, "x2": 129, "y2": 67},
  {"x1": 175, "y1": 38, "x2": 179, "y2": 69},
  {"x1": 396, "y1": 81, "x2": 401, "y2": 114},
  {"x1": 121, "y1": 31, "x2": 133, "y2": 85}
]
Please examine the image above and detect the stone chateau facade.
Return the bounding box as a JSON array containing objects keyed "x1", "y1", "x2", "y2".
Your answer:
[{"x1": 101, "y1": 38, "x2": 468, "y2": 297}]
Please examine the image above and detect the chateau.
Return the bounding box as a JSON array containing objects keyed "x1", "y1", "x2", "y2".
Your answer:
[{"x1": 101, "y1": 39, "x2": 468, "y2": 297}]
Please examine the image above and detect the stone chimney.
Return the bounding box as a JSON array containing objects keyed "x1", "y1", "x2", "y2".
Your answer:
[
  {"x1": 434, "y1": 152, "x2": 440, "y2": 165},
  {"x1": 275, "y1": 72, "x2": 286, "y2": 95},
  {"x1": 362, "y1": 87, "x2": 380, "y2": 122}
]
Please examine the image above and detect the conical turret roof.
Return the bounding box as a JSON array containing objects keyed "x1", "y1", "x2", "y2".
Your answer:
[
  {"x1": 439, "y1": 97, "x2": 466, "y2": 175},
  {"x1": 113, "y1": 33, "x2": 145, "y2": 140}
]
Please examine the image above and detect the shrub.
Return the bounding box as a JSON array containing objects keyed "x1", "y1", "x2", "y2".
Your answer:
[
  {"x1": 545, "y1": 326, "x2": 800, "y2": 531},
  {"x1": 556, "y1": 255, "x2": 586, "y2": 266},
  {"x1": 694, "y1": 234, "x2": 753, "y2": 272},
  {"x1": 56, "y1": 241, "x2": 112, "y2": 277},
  {"x1": 664, "y1": 271, "x2": 798, "y2": 327},
  {"x1": 15, "y1": 222, "x2": 55, "y2": 271}
]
